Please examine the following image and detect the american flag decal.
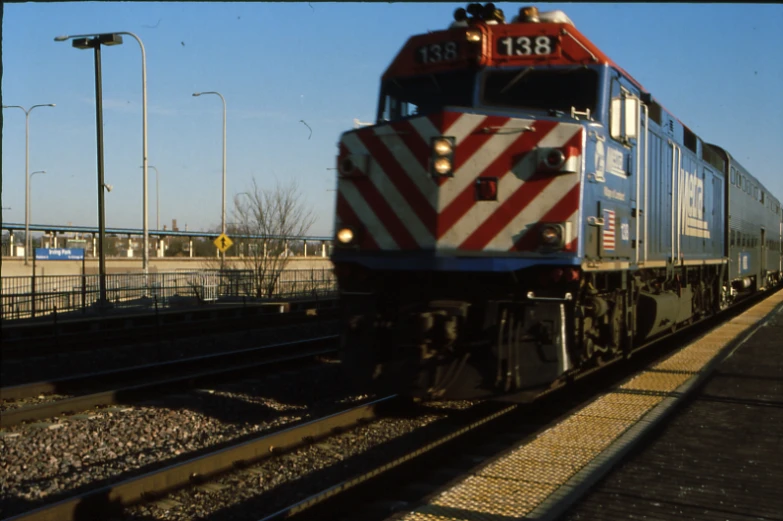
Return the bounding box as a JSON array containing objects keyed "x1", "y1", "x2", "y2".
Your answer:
[{"x1": 602, "y1": 209, "x2": 616, "y2": 251}]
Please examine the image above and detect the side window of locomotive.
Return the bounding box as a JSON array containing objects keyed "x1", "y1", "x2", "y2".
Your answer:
[
  {"x1": 730, "y1": 167, "x2": 736, "y2": 186},
  {"x1": 380, "y1": 95, "x2": 397, "y2": 121},
  {"x1": 381, "y1": 95, "x2": 418, "y2": 121},
  {"x1": 609, "y1": 82, "x2": 621, "y2": 140},
  {"x1": 609, "y1": 80, "x2": 638, "y2": 145},
  {"x1": 730, "y1": 229, "x2": 735, "y2": 246}
]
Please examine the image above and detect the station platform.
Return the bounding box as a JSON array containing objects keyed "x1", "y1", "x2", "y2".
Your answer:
[
  {"x1": 559, "y1": 293, "x2": 783, "y2": 521},
  {"x1": 395, "y1": 288, "x2": 783, "y2": 521}
]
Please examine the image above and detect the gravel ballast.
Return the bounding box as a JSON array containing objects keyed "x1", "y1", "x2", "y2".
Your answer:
[
  {"x1": 121, "y1": 402, "x2": 475, "y2": 521},
  {"x1": 0, "y1": 361, "x2": 362, "y2": 519}
]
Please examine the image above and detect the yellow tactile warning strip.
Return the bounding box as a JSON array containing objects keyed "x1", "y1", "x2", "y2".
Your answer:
[{"x1": 399, "y1": 289, "x2": 783, "y2": 521}]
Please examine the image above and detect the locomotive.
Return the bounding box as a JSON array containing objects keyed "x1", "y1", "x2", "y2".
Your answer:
[{"x1": 330, "y1": 4, "x2": 783, "y2": 399}]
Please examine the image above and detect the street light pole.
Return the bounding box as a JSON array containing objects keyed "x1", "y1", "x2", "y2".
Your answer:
[
  {"x1": 192, "y1": 91, "x2": 227, "y2": 237},
  {"x1": 56, "y1": 31, "x2": 149, "y2": 276},
  {"x1": 87, "y1": 40, "x2": 109, "y2": 306},
  {"x1": 92, "y1": 39, "x2": 109, "y2": 306},
  {"x1": 29, "y1": 171, "x2": 48, "y2": 250},
  {"x1": 144, "y1": 165, "x2": 160, "y2": 256},
  {"x1": 149, "y1": 166, "x2": 159, "y2": 230},
  {"x1": 58, "y1": 34, "x2": 123, "y2": 306},
  {"x1": 2, "y1": 103, "x2": 56, "y2": 265}
]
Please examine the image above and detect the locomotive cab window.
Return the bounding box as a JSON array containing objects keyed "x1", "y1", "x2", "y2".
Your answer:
[
  {"x1": 481, "y1": 67, "x2": 598, "y2": 116},
  {"x1": 378, "y1": 71, "x2": 477, "y2": 122}
]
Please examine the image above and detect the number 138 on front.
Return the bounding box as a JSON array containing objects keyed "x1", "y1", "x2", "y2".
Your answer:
[{"x1": 497, "y1": 36, "x2": 554, "y2": 56}]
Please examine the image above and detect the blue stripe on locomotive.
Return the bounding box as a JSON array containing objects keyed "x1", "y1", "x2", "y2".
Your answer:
[{"x1": 579, "y1": 71, "x2": 725, "y2": 266}]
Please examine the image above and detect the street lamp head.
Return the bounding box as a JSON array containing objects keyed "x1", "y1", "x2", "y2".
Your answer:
[
  {"x1": 66, "y1": 33, "x2": 123, "y2": 49},
  {"x1": 98, "y1": 33, "x2": 124, "y2": 46},
  {"x1": 71, "y1": 37, "x2": 95, "y2": 50},
  {"x1": 192, "y1": 92, "x2": 201, "y2": 97},
  {"x1": 46, "y1": 104, "x2": 56, "y2": 107},
  {"x1": 54, "y1": 35, "x2": 70, "y2": 42}
]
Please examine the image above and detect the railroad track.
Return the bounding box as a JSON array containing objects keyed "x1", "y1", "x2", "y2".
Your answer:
[
  {"x1": 4, "y1": 397, "x2": 395, "y2": 521},
  {"x1": 0, "y1": 335, "x2": 339, "y2": 427},
  {"x1": 4, "y1": 290, "x2": 776, "y2": 521},
  {"x1": 1, "y1": 297, "x2": 338, "y2": 358},
  {"x1": 258, "y1": 290, "x2": 783, "y2": 521},
  {"x1": 2, "y1": 367, "x2": 601, "y2": 520},
  {"x1": 1, "y1": 315, "x2": 340, "y2": 388}
]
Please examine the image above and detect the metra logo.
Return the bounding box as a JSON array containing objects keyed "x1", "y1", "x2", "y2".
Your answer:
[{"x1": 679, "y1": 168, "x2": 710, "y2": 239}]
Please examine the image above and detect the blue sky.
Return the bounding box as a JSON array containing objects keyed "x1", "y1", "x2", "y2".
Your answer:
[{"x1": 2, "y1": 2, "x2": 782, "y2": 237}]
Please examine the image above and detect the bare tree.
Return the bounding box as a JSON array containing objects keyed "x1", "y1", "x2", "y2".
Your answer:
[{"x1": 232, "y1": 178, "x2": 315, "y2": 298}]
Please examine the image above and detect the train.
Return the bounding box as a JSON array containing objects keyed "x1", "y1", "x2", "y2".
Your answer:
[{"x1": 330, "y1": 4, "x2": 783, "y2": 400}]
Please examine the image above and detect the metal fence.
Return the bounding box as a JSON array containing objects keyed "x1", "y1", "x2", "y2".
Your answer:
[{"x1": 1, "y1": 268, "x2": 337, "y2": 321}]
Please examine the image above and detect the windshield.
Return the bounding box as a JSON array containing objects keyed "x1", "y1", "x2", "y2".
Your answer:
[
  {"x1": 483, "y1": 67, "x2": 599, "y2": 114},
  {"x1": 378, "y1": 70, "x2": 477, "y2": 122}
]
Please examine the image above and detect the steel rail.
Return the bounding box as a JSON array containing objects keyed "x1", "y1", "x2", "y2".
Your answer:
[
  {"x1": 5, "y1": 397, "x2": 396, "y2": 521},
  {"x1": 2, "y1": 301, "x2": 338, "y2": 357},
  {"x1": 260, "y1": 401, "x2": 521, "y2": 521},
  {"x1": 0, "y1": 335, "x2": 339, "y2": 427},
  {"x1": 1, "y1": 334, "x2": 338, "y2": 401}
]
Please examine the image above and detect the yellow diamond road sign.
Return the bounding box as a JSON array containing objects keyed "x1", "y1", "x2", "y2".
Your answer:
[{"x1": 214, "y1": 233, "x2": 233, "y2": 253}]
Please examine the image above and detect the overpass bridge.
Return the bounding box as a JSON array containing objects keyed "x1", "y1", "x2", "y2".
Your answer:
[
  {"x1": 1, "y1": 255, "x2": 333, "y2": 277},
  {"x1": 1, "y1": 222, "x2": 335, "y2": 259}
]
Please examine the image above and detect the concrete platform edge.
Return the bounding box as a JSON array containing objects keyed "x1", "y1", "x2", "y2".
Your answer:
[{"x1": 524, "y1": 292, "x2": 783, "y2": 521}]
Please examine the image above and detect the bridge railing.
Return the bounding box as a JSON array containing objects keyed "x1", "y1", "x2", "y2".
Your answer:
[{"x1": 0, "y1": 268, "x2": 337, "y2": 321}]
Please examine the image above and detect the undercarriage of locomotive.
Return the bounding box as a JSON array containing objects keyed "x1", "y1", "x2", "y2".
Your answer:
[{"x1": 336, "y1": 262, "x2": 724, "y2": 400}]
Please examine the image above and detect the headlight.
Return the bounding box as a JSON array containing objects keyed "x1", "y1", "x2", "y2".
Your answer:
[
  {"x1": 430, "y1": 136, "x2": 455, "y2": 177},
  {"x1": 433, "y1": 138, "x2": 453, "y2": 156},
  {"x1": 336, "y1": 227, "x2": 355, "y2": 244},
  {"x1": 465, "y1": 29, "x2": 482, "y2": 43},
  {"x1": 540, "y1": 225, "x2": 563, "y2": 246},
  {"x1": 433, "y1": 157, "x2": 452, "y2": 175}
]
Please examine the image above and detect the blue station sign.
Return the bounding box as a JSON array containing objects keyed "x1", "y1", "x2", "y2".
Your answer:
[{"x1": 35, "y1": 248, "x2": 85, "y2": 260}]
